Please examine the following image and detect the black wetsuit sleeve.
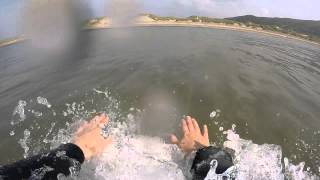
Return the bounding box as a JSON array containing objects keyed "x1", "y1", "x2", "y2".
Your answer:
[
  {"x1": 0, "y1": 143, "x2": 85, "y2": 180},
  {"x1": 191, "y1": 146, "x2": 234, "y2": 179}
]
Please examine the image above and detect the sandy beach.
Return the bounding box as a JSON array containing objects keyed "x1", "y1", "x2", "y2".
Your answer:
[
  {"x1": 1, "y1": 15, "x2": 319, "y2": 47},
  {"x1": 85, "y1": 15, "x2": 320, "y2": 46},
  {"x1": 0, "y1": 37, "x2": 26, "y2": 48}
]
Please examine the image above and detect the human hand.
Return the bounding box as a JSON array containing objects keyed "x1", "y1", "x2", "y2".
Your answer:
[
  {"x1": 170, "y1": 116, "x2": 209, "y2": 153},
  {"x1": 73, "y1": 114, "x2": 112, "y2": 160}
]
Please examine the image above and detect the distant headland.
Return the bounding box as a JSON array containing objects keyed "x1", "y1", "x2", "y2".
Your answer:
[
  {"x1": 1, "y1": 14, "x2": 320, "y2": 47},
  {"x1": 84, "y1": 14, "x2": 320, "y2": 45}
]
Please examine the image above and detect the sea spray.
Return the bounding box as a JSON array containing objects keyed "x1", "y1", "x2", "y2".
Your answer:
[{"x1": 10, "y1": 90, "x2": 320, "y2": 179}]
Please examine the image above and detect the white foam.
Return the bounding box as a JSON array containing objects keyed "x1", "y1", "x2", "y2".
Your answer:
[
  {"x1": 9, "y1": 130, "x2": 15, "y2": 136},
  {"x1": 11, "y1": 92, "x2": 319, "y2": 179},
  {"x1": 11, "y1": 100, "x2": 27, "y2": 125},
  {"x1": 224, "y1": 130, "x2": 319, "y2": 180},
  {"x1": 18, "y1": 129, "x2": 31, "y2": 158},
  {"x1": 37, "y1": 96, "x2": 52, "y2": 108},
  {"x1": 93, "y1": 136, "x2": 185, "y2": 180}
]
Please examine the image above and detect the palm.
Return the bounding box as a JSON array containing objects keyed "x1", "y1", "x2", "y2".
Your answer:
[
  {"x1": 74, "y1": 114, "x2": 112, "y2": 159},
  {"x1": 171, "y1": 116, "x2": 209, "y2": 153}
]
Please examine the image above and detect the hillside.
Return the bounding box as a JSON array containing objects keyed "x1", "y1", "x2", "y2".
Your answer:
[{"x1": 227, "y1": 15, "x2": 320, "y2": 42}]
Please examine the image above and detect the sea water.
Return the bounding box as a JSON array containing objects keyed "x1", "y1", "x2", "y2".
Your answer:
[{"x1": 10, "y1": 89, "x2": 319, "y2": 180}]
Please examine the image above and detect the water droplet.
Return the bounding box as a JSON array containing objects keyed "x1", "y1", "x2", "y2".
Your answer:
[
  {"x1": 210, "y1": 111, "x2": 217, "y2": 118},
  {"x1": 56, "y1": 151, "x2": 66, "y2": 157},
  {"x1": 9, "y1": 130, "x2": 15, "y2": 136},
  {"x1": 37, "y1": 96, "x2": 52, "y2": 108},
  {"x1": 232, "y1": 124, "x2": 236, "y2": 131}
]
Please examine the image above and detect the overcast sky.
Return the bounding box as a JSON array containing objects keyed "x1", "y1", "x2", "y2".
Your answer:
[
  {"x1": 1, "y1": 0, "x2": 320, "y2": 39},
  {"x1": 90, "y1": 0, "x2": 320, "y2": 20}
]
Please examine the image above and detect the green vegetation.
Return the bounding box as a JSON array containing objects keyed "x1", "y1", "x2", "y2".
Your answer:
[
  {"x1": 147, "y1": 14, "x2": 236, "y2": 24},
  {"x1": 188, "y1": 16, "x2": 235, "y2": 24},
  {"x1": 227, "y1": 15, "x2": 320, "y2": 43},
  {"x1": 146, "y1": 14, "x2": 320, "y2": 44}
]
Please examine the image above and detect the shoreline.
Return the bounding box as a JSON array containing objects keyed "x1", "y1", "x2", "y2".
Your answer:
[
  {"x1": 85, "y1": 22, "x2": 320, "y2": 46},
  {"x1": 1, "y1": 22, "x2": 319, "y2": 48},
  {"x1": 0, "y1": 37, "x2": 26, "y2": 48}
]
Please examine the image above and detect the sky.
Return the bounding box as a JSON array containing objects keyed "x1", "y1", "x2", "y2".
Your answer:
[
  {"x1": 1, "y1": 0, "x2": 320, "y2": 39},
  {"x1": 90, "y1": 0, "x2": 320, "y2": 20},
  {"x1": 145, "y1": 0, "x2": 320, "y2": 20}
]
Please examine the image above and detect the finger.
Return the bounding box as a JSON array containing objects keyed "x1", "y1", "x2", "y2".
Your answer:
[
  {"x1": 76, "y1": 126, "x2": 85, "y2": 135},
  {"x1": 88, "y1": 116, "x2": 100, "y2": 129},
  {"x1": 98, "y1": 114, "x2": 108, "y2": 124},
  {"x1": 203, "y1": 124, "x2": 208, "y2": 139},
  {"x1": 192, "y1": 118, "x2": 201, "y2": 133},
  {"x1": 104, "y1": 114, "x2": 109, "y2": 124},
  {"x1": 186, "y1": 116, "x2": 194, "y2": 132},
  {"x1": 93, "y1": 115, "x2": 99, "y2": 122},
  {"x1": 170, "y1": 134, "x2": 180, "y2": 145},
  {"x1": 182, "y1": 119, "x2": 189, "y2": 134},
  {"x1": 76, "y1": 121, "x2": 89, "y2": 134},
  {"x1": 102, "y1": 136, "x2": 113, "y2": 146}
]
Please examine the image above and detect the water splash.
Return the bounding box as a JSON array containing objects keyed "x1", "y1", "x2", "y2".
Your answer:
[
  {"x1": 11, "y1": 100, "x2": 27, "y2": 125},
  {"x1": 18, "y1": 129, "x2": 31, "y2": 158},
  {"x1": 10, "y1": 89, "x2": 320, "y2": 179},
  {"x1": 29, "y1": 165, "x2": 54, "y2": 180},
  {"x1": 37, "y1": 96, "x2": 52, "y2": 108},
  {"x1": 224, "y1": 129, "x2": 319, "y2": 180},
  {"x1": 94, "y1": 135, "x2": 185, "y2": 180}
]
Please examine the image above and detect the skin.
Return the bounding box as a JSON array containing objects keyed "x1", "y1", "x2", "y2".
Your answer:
[
  {"x1": 170, "y1": 116, "x2": 209, "y2": 153},
  {"x1": 73, "y1": 114, "x2": 208, "y2": 159},
  {"x1": 73, "y1": 114, "x2": 112, "y2": 160}
]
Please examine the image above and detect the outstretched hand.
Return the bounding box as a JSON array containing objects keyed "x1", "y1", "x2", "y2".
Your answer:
[
  {"x1": 171, "y1": 116, "x2": 209, "y2": 153},
  {"x1": 73, "y1": 114, "x2": 112, "y2": 160}
]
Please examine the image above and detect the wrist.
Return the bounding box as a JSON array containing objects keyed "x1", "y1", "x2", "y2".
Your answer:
[
  {"x1": 74, "y1": 141, "x2": 91, "y2": 160},
  {"x1": 194, "y1": 141, "x2": 209, "y2": 150}
]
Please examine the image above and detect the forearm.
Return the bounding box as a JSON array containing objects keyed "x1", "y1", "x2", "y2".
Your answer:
[{"x1": 0, "y1": 143, "x2": 85, "y2": 180}]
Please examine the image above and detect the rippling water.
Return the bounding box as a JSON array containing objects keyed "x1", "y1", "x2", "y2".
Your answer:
[{"x1": 0, "y1": 27, "x2": 319, "y2": 179}]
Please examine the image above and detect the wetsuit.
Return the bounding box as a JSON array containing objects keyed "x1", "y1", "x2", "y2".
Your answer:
[
  {"x1": 0, "y1": 143, "x2": 84, "y2": 180},
  {"x1": 0, "y1": 144, "x2": 233, "y2": 180}
]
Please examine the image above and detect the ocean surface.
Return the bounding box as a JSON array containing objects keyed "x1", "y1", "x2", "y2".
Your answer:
[{"x1": 0, "y1": 27, "x2": 319, "y2": 179}]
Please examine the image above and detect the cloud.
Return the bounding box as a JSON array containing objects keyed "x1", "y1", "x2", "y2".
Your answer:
[
  {"x1": 172, "y1": 0, "x2": 257, "y2": 18},
  {"x1": 143, "y1": 0, "x2": 320, "y2": 20},
  {"x1": 144, "y1": 0, "x2": 251, "y2": 18}
]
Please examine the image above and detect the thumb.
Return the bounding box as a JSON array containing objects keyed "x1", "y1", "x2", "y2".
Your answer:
[
  {"x1": 203, "y1": 124, "x2": 208, "y2": 139},
  {"x1": 170, "y1": 134, "x2": 180, "y2": 145}
]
